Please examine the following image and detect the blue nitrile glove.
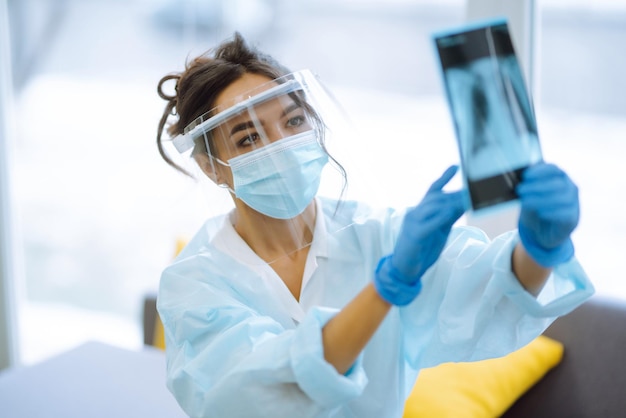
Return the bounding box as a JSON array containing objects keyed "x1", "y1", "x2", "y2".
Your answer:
[
  {"x1": 516, "y1": 162, "x2": 579, "y2": 267},
  {"x1": 374, "y1": 165, "x2": 466, "y2": 306}
]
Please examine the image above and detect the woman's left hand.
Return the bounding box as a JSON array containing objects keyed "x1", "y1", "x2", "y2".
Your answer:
[
  {"x1": 374, "y1": 165, "x2": 466, "y2": 306},
  {"x1": 516, "y1": 162, "x2": 579, "y2": 267}
]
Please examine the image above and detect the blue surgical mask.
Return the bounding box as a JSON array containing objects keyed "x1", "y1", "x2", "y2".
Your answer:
[{"x1": 219, "y1": 130, "x2": 329, "y2": 219}]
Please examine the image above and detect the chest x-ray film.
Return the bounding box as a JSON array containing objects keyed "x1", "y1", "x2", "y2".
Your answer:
[{"x1": 433, "y1": 18, "x2": 543, "y2": 212}]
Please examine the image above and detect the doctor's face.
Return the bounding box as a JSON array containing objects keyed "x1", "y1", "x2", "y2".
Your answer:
[{"x1": 209, "y1": 73, "x2": 314, "y2": 163}]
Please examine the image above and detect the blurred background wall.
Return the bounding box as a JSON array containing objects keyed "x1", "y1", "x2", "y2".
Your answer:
[{"x1": 2, "y1": 0, "x2": 625, "y2": 366}]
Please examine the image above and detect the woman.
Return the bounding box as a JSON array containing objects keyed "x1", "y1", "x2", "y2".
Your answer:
[{"x1": 155, "y1": 33, "x2": 593, "y2": 418}]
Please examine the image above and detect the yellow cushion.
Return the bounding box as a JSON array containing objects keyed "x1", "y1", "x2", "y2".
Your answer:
[{"x1": 403, "y1": 335, "x2": 564, "y2": 418}]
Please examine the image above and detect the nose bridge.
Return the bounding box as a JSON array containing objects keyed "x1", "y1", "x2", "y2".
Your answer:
[
  {"x1": 255, "y1": 118, "x2": 285, "y2": 144},
  {"x1": 268, "y1": 124, "x2": 287, "y2": 143},
  {"x1": 250, "y1": 97, "x2": 289, "y2": 144}
]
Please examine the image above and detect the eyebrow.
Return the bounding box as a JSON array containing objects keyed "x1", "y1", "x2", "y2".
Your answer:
[
  {"x1": 228, "y1": 102, "x2": 302, "y2": 137},
  {"x1": 229, "y1": 121, "x2": 256, "y2": 137}
]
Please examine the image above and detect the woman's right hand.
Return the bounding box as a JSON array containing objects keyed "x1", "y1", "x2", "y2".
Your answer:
[
  {"x1": 374, "y1": 165, "x2": 466, "y2": 305},
  {"x1": 516, "y1": 162, "x2": 579, "y2": 267}
]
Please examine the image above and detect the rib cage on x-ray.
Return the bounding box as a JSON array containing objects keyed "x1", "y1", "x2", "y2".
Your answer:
[
  {"x1": 467, "y1": 57, "x2": 537, "y2": 157},
  {"x1": 445, "y1": 56, "x2": 541, "y2": 181},
  {"x1": 499, "y1": 56, "x2": 538, "y2": 138}
]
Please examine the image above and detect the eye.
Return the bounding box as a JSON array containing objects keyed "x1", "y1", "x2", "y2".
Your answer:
[
  {"x1": 236, "y1": 132, "x2": 260, "y2": 147},
  {"x1": 286, "y1": 115, "x2": 306, "y2": 128}
]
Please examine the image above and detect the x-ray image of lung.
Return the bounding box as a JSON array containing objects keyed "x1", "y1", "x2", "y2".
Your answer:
[
  {"x1": 434, "y1": 19, "x2": 544, "y2": 210},
  {"x1": 444, "y1": 55, "x2": 542, "y2": 181}
]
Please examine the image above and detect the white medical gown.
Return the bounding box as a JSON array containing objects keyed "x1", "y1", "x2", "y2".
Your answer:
[{"x1": 157, "y1": 197, "x2": 593, "y2": 418}]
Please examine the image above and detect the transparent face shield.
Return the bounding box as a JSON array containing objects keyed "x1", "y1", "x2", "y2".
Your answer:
[{"x1": 168, "y1": 70, "x2": 357, "y2": 264}]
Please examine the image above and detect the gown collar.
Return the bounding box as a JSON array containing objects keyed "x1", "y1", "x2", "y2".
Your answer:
[{"x1": 210, "y1": 198, "x2": 328, "y2": 324}]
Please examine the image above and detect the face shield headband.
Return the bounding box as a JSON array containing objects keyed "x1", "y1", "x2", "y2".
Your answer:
[{"x1": 172, "y1": 78, "x2": 305, "y2": 154}]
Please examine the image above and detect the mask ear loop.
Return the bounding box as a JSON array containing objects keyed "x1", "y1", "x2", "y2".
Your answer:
[{"x1": 203, "y1": 133, "x2": 236, "y2": 194}]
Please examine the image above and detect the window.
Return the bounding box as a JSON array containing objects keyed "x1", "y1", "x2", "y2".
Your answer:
[
  {"x1": 535, "y1": 0, "x2": 626, "y2": 299},
  {"x1": 8, "y1": 0, "x2": 622, "y2": 366},
  {"x1": 8, "y1": 0, "x2": 467, "y2": 364}
]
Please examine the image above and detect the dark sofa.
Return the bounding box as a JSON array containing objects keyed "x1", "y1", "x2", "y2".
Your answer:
[{"x1": 502, "y1": 295, "x2": 626, "y2": 418}]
